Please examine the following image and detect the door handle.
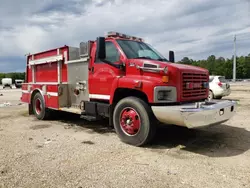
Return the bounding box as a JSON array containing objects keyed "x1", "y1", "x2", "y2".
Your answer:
[{"x1": 88, "y1": 67, "x2": 94, "y2": 72}]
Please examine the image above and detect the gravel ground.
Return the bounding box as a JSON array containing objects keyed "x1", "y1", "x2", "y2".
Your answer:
[{"x1": 0, "y1": 85, "x2": 250, "y2": 188}]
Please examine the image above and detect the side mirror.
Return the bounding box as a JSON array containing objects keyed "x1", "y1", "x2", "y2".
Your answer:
[
  {"x1": 96, "y1": 37, "x2": 106, "y2": 59},
  {"x1": 169, "y1": 51, "x2": 175, "y2": 63}
]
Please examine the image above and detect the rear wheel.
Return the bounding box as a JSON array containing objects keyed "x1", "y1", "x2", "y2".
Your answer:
[
  {"x1": 32, "y1": 92, "x2": 52, "y2": 120},
  {"x1": 113, "y1": 96, "x2": 156, "y2": 146}
]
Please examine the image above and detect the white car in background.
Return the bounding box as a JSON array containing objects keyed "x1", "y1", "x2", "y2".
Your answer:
[{"x1": 208, "y1": 75, "x2": 231, "y2": 100}]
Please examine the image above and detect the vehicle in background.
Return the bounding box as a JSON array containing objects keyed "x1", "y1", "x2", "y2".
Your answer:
[
  {"x1": 1, "y1": 78, "x2": 12, "y2": 89},
  {"x1": 208, "y1": 75, "x2": 231, "y2": 100},
  {"x1": 15, "y1": 79, "x2": 24, "y2": 88}
]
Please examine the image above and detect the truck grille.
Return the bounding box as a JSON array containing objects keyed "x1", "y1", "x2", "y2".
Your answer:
[{"x1": 182, "y1": 72, "x2": 208, "y2": 99}]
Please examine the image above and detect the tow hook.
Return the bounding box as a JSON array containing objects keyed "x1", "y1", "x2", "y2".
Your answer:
[{"x1": 195, "y1": 102, "x2": 205, "y2": 108}]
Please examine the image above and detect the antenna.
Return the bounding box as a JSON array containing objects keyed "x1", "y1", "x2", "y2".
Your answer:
[{"x1": 233, "y1": 35, "x2": 236, "y2": 82}]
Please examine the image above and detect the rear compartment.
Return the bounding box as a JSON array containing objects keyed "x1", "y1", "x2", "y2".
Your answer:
[{"x1": 21, "y1": 42, "x2": 91, "y2": 113}]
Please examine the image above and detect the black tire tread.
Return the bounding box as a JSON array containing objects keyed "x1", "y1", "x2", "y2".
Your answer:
[{"x1": 113, "y1": 96, "x2": 156, "y2": 146}]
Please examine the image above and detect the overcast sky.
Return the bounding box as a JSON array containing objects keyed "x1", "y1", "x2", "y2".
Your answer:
[{"x1": 0, "y1": 0, "x2": 249, "y2": 72}]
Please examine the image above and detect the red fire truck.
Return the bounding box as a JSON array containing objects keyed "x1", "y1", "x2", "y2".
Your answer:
[{"x1": 21, "y1": 31, "x2": 236, "y2": 146}]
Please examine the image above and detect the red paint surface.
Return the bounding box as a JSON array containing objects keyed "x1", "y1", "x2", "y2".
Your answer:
[
  {"x1": 47, "y1": 85, "x2": 58, "y2": 92},
  {"x1": 27, "y1": 67, "x2": 32, "y2": 83},
  {"x1": 88, "y1": 40, "x2": 124, "y2": 100},
  {"x1": 21, "y1": 93, "x2": 30, "y2": 103},
  {"x1": 120, "y1": 107, "x2": 141, "y2": 135},
  {"x1": 22, "y1": 84, "x2": 28, "y2": 90},
  {"x1": 35, "y1": 63, "x2": 58, "y2": 82},
  {"x1": 44, "y1": 95, "x2": 58, "y2": 109}
]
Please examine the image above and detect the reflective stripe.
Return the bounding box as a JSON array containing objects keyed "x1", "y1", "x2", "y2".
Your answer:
[
  {"x1": 21, "y1": 90, "x2": 58, "y2": 97},
  {"x1": 89, "y1": 94, "x2": 110, "y2": 100},
  {"x1": 22, "y1": 90, "x2": 109, "y2": 99},
  {"x1": 65, "y1": 57, "x2": 89, "y2": 64},
  {"x1": 28, "y1": 82, "x2": 67, "y2": 85},
  {"x1": 47, "y1": 92, "x2": 58, "y2": 96}
]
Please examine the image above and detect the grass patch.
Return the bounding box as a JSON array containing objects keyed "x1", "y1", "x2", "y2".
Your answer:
[{"x1": 19, "y1": 110, "x2": 29, "y2": 117}]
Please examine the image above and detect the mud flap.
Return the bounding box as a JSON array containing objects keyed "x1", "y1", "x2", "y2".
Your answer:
[{"x1": 28, "y1": 104, "x2": 33, "y2": 115}]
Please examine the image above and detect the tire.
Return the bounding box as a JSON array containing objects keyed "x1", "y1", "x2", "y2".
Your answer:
[
  {"x1": 208, "y1": 90, "x2": 213, "y2": 100},
  {"x1": 113, "y1": 96, "x2": 156, "y2": 147},
  {"x1": 32, "y1": 92, "x2": 52, "y2": 120}
]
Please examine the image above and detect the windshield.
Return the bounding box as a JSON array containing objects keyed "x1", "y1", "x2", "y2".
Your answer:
[
  {"x1": 209, "y1": 76, "x2": 214, "y2": 82},
  {"x1": 218, "y1": 76, "x2": 227, "y2": 83},
  {"x1": 116, "y1": 39, "x2": 168, "y2": 61}
]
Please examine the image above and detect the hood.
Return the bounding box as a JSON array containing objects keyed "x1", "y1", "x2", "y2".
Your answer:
[
  {"x1": 131, "y1": 59, "x2": 208, "y2": 74},
  {"x1": 168, "y1": 63, "x2": 208, "y2": 72}
]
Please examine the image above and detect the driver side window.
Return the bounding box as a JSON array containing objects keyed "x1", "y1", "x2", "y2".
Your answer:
[{"x1": 95, "y1": 41, "x2": 120, "y2": 63}]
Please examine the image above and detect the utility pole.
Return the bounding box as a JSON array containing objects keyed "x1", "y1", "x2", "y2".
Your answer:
[{"x1": 233, "y1": 35, "x2": 236, "y2": 82}]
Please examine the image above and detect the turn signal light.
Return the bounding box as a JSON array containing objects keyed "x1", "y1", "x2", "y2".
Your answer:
[{"x1": 162, "y1": 76, "x2": 169, "y2": 83}]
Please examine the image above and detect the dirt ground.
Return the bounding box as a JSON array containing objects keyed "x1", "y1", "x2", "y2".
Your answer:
[{"x1": 0, "y1": 84, "x2": 250, "y2": 188}]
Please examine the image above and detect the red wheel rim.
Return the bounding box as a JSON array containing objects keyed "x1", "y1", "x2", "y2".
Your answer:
[
  {"x1": 35, "y1": 98, "x2": 42, "y2": 114},
  {"x1": 120, "y1": 107, "x2": 141, "y2": 136}
]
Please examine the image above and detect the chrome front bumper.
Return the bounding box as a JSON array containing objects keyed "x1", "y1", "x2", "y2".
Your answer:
[{"x1": 151, "y1": 100, "x2": 237, "y2": 129}]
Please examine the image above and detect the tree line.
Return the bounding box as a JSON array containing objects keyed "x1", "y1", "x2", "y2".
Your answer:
[
  {"x1": 0, "y1": 53, "x2": 249, "y2": 83},
  {"x1": 177, "y1": 54, "x2": 250, "y2": 79},
  {"x1": 0, "y1": 72, "x2": 25, "y2": 84}
]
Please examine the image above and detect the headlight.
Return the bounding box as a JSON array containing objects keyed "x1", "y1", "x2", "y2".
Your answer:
[
  {"x1": 157, "y1": 90, "x2": 169, "y2": 100},
  {"x1": 154, "y1": 86, "x2": 177, "y2": 103}
]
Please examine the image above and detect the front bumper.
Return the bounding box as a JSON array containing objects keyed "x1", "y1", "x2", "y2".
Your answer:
[
  {"x1": 151, "y1": 100, "x2": 237, "y2": 129},
  {"x1": 222, "y1": 88, "x2": 231, "y2": 97},
  {"x1": 214, "y1": 88, "x2": 231, "y2": 97}
]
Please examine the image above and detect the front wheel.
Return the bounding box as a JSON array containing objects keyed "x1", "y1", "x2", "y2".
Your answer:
[{"x1": 113, "y1": 97, "x2": 156, "y2": 147}]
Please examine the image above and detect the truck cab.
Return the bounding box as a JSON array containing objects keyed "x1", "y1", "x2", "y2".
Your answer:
[
  {"x1": 90, "y1": 33, "x2": 209, "y2": 104},
  {"x1": 15, "y1": 79, "x2": 24, "y2": 88},
  {"x1": 21, "y1": 31, "x2": 237, "y2": 147}
]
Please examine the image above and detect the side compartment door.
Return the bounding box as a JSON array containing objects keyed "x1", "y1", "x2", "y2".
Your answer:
[{"x1": 89, "y1": 41, "x2": 122, "y2": 101}]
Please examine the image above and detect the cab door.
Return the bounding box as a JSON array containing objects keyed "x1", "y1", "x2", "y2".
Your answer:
[{"x1": 88, "y1": 40, "x2": 123, "y2": 101}]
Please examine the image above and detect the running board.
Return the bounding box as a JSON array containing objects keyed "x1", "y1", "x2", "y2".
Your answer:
[{"x1": 59, "y1": 107, "x2": 83, "y2": 114}]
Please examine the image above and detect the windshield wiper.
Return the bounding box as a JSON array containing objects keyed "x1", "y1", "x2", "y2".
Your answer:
[
  {"x1": 134, "y1": 56, "x2": 152, "y2": 60},
  {"x1": 157, "y1": 58, "x2": 168, "y2": 61}
]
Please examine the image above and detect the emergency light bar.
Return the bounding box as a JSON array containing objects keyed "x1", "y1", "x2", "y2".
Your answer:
[{"x1": 106, "y1": 31, "x2": 144, "y2": 42}]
